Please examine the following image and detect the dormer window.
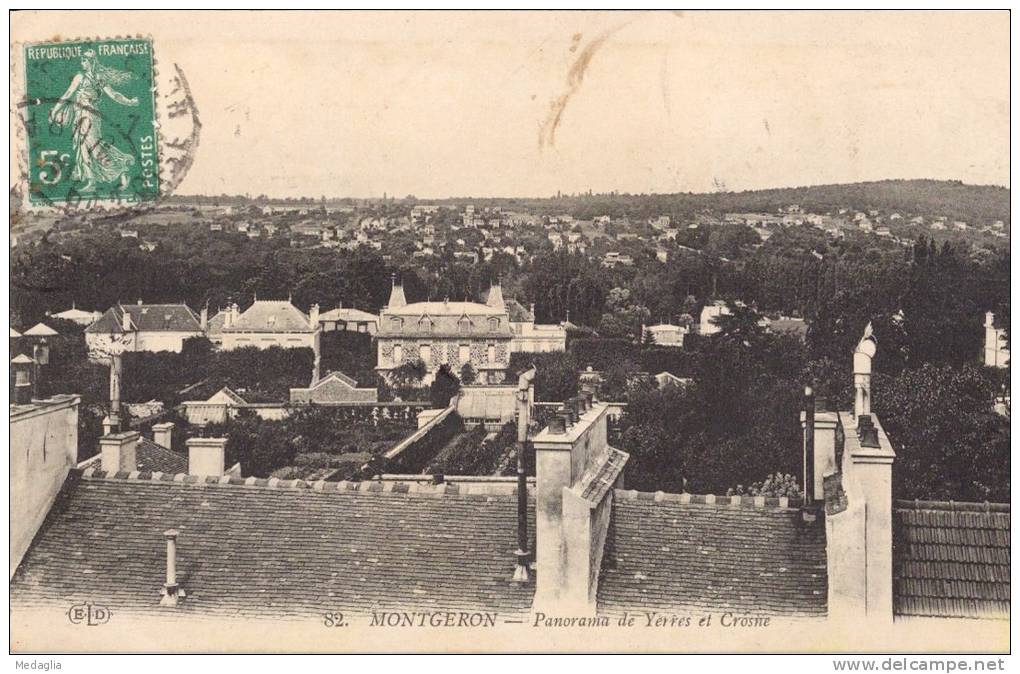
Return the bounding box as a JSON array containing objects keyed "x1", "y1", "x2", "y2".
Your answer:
[
  {"x1": 419, "y1": 316, "x2": 433, "y2": 333},
  {"x1": 458, "y1": 316, "x2": 471, "y2": 334},
  {"x1": 488, "y1": 317, "x2": 500, "y2": 331},
  {"x1": 391, "y1": 317, "x2": 403, "y2": 332},
  {"x1": 267, "y1": 316, "x2": 276, "y2": 327}
]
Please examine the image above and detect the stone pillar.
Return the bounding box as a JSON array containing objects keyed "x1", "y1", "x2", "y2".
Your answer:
[
  {"x1": 187, "y1": 437, "x2": 226, "y2": 476},
  {"x1": 100, "y1": 431, "x2": 140, "y2": 473}
]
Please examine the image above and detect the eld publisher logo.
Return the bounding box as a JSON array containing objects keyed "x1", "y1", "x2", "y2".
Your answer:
[{"x1": 66, "y1": 602, "x2": 112, "y2": 626}]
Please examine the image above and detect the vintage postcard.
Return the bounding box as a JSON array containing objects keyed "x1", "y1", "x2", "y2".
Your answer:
[{"x1": 8, "y1": 9, "x2": 1011, "y2": 657}]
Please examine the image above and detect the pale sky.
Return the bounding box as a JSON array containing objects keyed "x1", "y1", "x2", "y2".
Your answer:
[{"x1": 12, "y1": 10, "x2": 1010, "y2": 198}]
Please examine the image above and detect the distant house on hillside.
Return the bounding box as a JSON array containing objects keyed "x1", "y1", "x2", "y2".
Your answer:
[
  {"x1": 768, "y1": 317, "x2": 809, "y2": 342},
  {"x1": 85, "y1": 302, "x2": 205, "y2": 356},
  {"x1": 699, "y1": 301, "x2": 731, "y2": 336},
  {"x1": 220, "y1": 299, "x2": 321, "y2": 351},
  {"x1": 642, "y1": 323, "x2": 687, "y2": 348},
  {"x1": 984, "y1": 312, "x2": 1010, "y2": 368},
  {"x1": 654, "y1": 371, "x2": 693, "y2": 388}
]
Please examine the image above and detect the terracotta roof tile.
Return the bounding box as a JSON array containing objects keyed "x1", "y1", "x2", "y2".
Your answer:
[
  {"x1": 598, "y1": 495, "x2": 827, "y2": 617},
  {"x1": 86, "y1": 304, "x2": 203, "y2": 334},
  {"x1": 893, "y1": 502, "x2": 1010, "y2": 619},
  {"x1": 223, "y1": 301, "x2": 314, "y2": 334},
  {"x1": 11, "y1": 472, "x2": 536, "y2": 619}
]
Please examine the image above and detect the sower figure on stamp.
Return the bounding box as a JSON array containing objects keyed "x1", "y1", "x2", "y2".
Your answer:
[{"x1": 48, "y1": 49, "x2": 139, "y2": 193}]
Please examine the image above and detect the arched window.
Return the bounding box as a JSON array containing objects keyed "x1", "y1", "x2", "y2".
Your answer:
[{"x1": 488, "y1": 317, "x2": 500, "y2": 332}]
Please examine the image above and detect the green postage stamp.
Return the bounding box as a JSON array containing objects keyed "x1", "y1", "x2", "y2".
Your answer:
[{"x1": 23, "y1": 38, "x2": 159, "y2": 205}]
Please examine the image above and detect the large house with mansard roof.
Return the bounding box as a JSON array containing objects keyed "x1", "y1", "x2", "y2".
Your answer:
[{"x1": 375, "y1": 277, "x2": 514, "y2": 385}]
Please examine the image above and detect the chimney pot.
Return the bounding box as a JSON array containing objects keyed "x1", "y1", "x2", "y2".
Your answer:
[
  {"x1": 858, "y1": 418, "x2": 881, "y2": 448},
  {"x1": 548, "y1": 415, "x2": 567, "y2": 434},
  {"x1": 160, "y1": 529, "x2": 184, "y2": 607},
  {"x1": 571, "y1": 396, "x2": 584, "y2": 417}
]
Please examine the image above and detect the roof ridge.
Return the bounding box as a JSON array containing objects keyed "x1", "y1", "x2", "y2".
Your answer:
[
  {"x1": 613, "y1": 488, "x2": 804, "y2": 510},
  {"x1": 894, "y1": 499, "x2": 1010, "y2": 513},
  {"x1": 73, "y1": 468, "x2": 522, "y2": 500}
]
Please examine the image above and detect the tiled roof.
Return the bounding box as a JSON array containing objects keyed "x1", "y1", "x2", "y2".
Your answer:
[
  {"x1": 51, "y1": 307, "x2": 101, "y2": 323},
  {"x1": 205, "y1": 310, "x2": 226, "y2": 336},
  {"x1": 24, "y1": 322, "x2": 59, "y2": 336},
  {"x1": 312, "y1": 371, "x2": 358, "y2": 388},
  {"x1": 769, "y1": 318, "x2": 809, "y2": 339},
  {"x1": 10, "y1": 471, "x2": 536, "y2": 620},
  {"x1": 318, "y1": 307, "x2": 379, "y2": 324},
  {"x1": 86, "y1": 304, "x2": 203, "y2": 334},
  {"x1": 598, "y1": 492, "x2": 827, "y2": 618},
  {"x1": 379, "y1": 301, "x2": 513, "y2": 338},
  {"x1": 893, "y1": 500, "x2": 1010, "y2": 620},
  {"x1": 223, "y1": 301, "x2": 314, "y2": 334},
  {"x1": 77, "y1": 438, "x2": 187, "y2": 475},
  {"x1": 206, "y1": 387, "x2": 248, "y2": 405}
]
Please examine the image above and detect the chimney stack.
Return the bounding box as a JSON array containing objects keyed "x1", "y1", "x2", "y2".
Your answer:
[
  {"x1": 309, "y1": 303, "x2": 320, "y2": 326},
  {"x1": 100, "y1": 431, "x2": 140, "y2": 473},
  {"x1": 187, "y1": 437, "x2": 226, "y2": 476},
  {"x1": 200, "y1": 306, "x2": 208, "y2": 331},
  {"x1": 152, "y1": 422, "x2": 174, "y2": 449},
  {"x1": 532, "y1": 400, "x2": 619, "y2": 614},
  {"x1": 159, "y1": 529, "x2": 185, "y2": 607},
  {"x1": 121, "y1": 307, "x2": 132, "y2": 332},
  {"x1": 11, "y1": 355, "x2": 35, "y2": 405}
]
